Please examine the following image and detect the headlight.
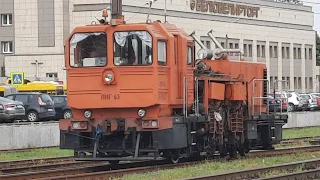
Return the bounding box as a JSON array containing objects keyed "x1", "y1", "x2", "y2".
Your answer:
[
  {"x1": 84, "y1": 110, "x2": 92, "y2": 119},
  {"x1": 138, "y1": 109, "x2": 146, "y2": 117},
  {"x1": 151, "y1": 120, "x2": 158, "y2": 127},
  {"x1": 71, "y1": 121, "x2": 88, "y2": 130},
  {"x1": 105, "y1": 74, "x2": 113, "y2": 82},
  {"x1": 72, "y1": 122, "x2": 80, "y2": 129}
]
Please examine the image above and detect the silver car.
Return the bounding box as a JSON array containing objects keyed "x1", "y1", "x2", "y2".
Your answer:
[{"x1": 0, "y1": 97, "x2": 25, "y2": 123}]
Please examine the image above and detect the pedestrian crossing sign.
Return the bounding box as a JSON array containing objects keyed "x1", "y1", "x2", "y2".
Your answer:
[{"x1": 10, "y1": 72, "x2": 24, "y2": 86}]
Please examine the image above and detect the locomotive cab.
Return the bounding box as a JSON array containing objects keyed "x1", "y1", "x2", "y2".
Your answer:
[{"x1": 60, "y1": 8, "x2": 196, "y2": 162}]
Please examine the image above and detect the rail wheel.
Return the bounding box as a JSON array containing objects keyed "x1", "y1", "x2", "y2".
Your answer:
[
  {"x1": 219, "y1": 146, "x2": 227, "y2": 158},
  {"x1": 228, "y1": 145, "x2": 237, "y2": 159},
  {"x1": 237, "y1": 147, "x2": 246, "y2": 157},
  {"x1": 108, "y1": 160, "x2": 120, "y2": 166},
  {"x1": 164, "y1": 150, "x2": 180, "y2": 164}
]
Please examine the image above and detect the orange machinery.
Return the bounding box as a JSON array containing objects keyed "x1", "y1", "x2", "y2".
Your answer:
[{"x1": 59, "y1": 0, "x2": 287, "y2": 164}]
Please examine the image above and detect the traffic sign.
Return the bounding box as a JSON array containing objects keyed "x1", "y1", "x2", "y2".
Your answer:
[{"x1": 10, "y1": 72, "x2": 24, "y2": 86}]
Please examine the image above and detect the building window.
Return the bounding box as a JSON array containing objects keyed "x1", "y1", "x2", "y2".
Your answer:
[
  {"x1": 248, "y1": 44, "x2": 252, "y2": 57},
  {"x1": 221, "y1": 42, "x2": 225, "y2": 48},
  {"x1": 269, "y1": 46, "x2": 273, "y2": 58},
  {"x1": 229, "y1": 43, "x2": 233, "y2": 49},
  {"x1": 293, "y1": 47, "x2": 297, "y2": 59},
  {"x1": 261, "y1": 45, "x2": 265, "y2": 57},
  {"x1": 1, "y1": 41, "x2": 13, "y2": 54},
  {"x1": 1, "y1": 14, "x2": 12, "y2": 26},
  {"x1": 286, "y1": 77, "x2": 290, "y2": 89},
  {"x1": 274, "y1": 46, "x2": 278, "y2": 58},
  {"x1": 298, "y1": 77, "x2": 301, "y2": 89},
  {"x1": 274, "y1": 76, "x2": 278, "y2": 89},
  {"x1": 206, "y1": 41, "x2": 210, "y2": 49},
  {"x1": 46, "y1": 73, "x2": 58, "y2": 78},
  {"x1": 294, "y1": 77, "x2": 297, "y2": 89},
  {"x1": 286, "y1": 47, "x2": 289, "y2": 59},
  {"x1": 297, "y1": 48, "x2": 301, "y2": 59},
  {"x1": 243, "y1": 44, "x2": 247, "y2": 57},
  {"x1": 309, "y1": 48, "x2": 313, "y2": 60},
  {"x1": 309, "y1": 77, "x2": 313, "y2": 89},
  {"x1": 305, "y1": 48, "x2": 307, "y2": 60},
  {"x1": 257, "y1": 45, "x2": 261, "y2": 57},
  {"x1": 235, "y1": 43, "x2": 239, "y2": 56},
  {"x1": 282, "y1": 47, "x2": 285, "y2": 58},
  {"x1": 228, "y1": 43, "x2": 233, "y2": 55},
  {"x1": 305, "y1": 77, "x2": 308, "y2": 89}
]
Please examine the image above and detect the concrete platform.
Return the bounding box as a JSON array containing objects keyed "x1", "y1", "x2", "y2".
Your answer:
[
  {"x1": 0, "y1": 121, "x2": 59, "y2": 150},
  {"x1": 1, "y1": 111, "x2": 320, "y2": 150}
]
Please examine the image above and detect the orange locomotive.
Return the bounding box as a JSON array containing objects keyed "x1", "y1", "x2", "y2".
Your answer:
[{"x1": 59, "y1": 0, "x2": 287, "y2": 164}]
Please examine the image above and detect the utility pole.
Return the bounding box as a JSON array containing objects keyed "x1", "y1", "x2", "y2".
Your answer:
[{"x1": 111, "y1": 0, "x2": 122, "y2": 19}]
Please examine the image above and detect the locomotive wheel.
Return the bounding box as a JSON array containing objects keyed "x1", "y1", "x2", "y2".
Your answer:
[
  {"x1": 108, "y1": 160, "x2": 120, "y2": 166},
  {"x1": 219, "y1": 146, "x2": 227, "y2": 158},
  {"x1": 165, "y1": 150, "x2": 180, "y2": 164},
  {"x1": 237, "y1": 147, "x2": 246, "y2": 157},
  {"x1": 228, "y1": 146, "x2": 237, "y2": 159},
  {"x1": 170, "y1": 151, "x2": 180, "y2": 164}
]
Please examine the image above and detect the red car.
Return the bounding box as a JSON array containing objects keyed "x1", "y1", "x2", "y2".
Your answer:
[
  {"x1": 310, "y1": 93, "x2": 320, "y2": 110},
  {"x1": 275, "y1": 93, "x2": 287, "y2": 111}
]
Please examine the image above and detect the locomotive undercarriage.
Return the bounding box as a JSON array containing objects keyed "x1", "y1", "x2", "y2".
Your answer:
[{"x1": 60, "y1": 103, "x2": 286, "y2": 164}]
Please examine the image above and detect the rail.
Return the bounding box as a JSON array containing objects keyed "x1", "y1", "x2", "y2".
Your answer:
[{"x1": 2, "y1": 145, "x2": 320, "y2": 180}]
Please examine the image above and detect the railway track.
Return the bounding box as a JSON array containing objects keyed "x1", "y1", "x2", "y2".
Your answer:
[
  {"x1": 2, "y1": 145, "x2": 320, "y2": 180},
  {"x1": 0, "y1": 156, "x2": 73, "y2": 170},
  {"x1": 0, "y1": 146, "x2": 59, "y2": 154},
  {"x1": 185, "y1": 158, "x2": 320, "y2": 180}
]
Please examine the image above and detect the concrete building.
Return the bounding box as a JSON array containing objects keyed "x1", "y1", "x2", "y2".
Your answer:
[
  {"x1": 2, "y1": 0, "x2": 70, "y2": 83},
  {"x1": 1, "y1": 0, "x2": 318, "y2": 93}
]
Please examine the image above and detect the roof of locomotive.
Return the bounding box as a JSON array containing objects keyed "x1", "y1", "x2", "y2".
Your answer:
[{"x1": 69, "y1": 21, "x2": 193, "y2": 41}]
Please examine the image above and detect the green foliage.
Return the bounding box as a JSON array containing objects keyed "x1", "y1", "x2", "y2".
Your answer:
[{"x1": 317, "y1": 33, "x2": 320, "y2": 66}]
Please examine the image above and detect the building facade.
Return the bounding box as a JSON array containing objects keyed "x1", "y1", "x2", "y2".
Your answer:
[
  {"x1": 1, "y1": 0, "x2": 318, "y2": 93},
  {"x1": 2, "y1": 0, "x2": 70, "y2": 82}
]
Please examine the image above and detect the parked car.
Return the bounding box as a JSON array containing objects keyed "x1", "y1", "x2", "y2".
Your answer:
[
  {"x1": 50, "y1": 95, "x2": 72, "y2": 120},
  {"x1": 0, "y1": 97, "x2": 25, "y2": 123},
  {"x1": 280, "y1": 91, "x2": 309, "y2": 111},
  {"x1": 267, "y1": 95, "x2": 281, "y2": 112},
  {"x1": 310, "y1": 93, "x2": 320, "y2": 109},
  {"x1": 274, "y1": 92, "x2": 288, "y2": 112},
  {"x1": 4, "y1": 93, "x2": 55, "y2": 122},
  {"x1": 300, "y1": 94, "x2": 318, "y2": 111}
]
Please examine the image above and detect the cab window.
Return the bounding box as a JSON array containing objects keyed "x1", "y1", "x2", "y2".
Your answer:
[
  {"x1": 158, "y1": 41, "x2": 167, "y2": 66},
  {"x1": 187, "y1": 46, "x2": 193, "y2": 65},
  {"x1": 114, "y1": 31, "x2": 152, "y2": 66},
  {"x1": 69, "y1": 32, "x2": 107, "y2": 67}
]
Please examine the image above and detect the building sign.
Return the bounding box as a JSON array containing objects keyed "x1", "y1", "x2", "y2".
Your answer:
[
  {"x1": 190, "y1": 0, "x2": 260, "y2": 18},
  {"x1": 10, "y1": 72, "x2": 24, "y2": 86}
]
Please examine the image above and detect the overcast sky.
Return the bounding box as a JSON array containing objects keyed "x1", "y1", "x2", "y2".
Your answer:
[{"x1": 303, "y1": 0, "x2": 320, "y2": 33}]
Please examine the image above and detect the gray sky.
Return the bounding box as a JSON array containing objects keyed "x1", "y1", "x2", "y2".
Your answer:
[{"x1": 303, "y1": 0, "x2": 320, "y2": 33}]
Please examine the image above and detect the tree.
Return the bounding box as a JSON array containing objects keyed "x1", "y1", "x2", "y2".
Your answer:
[{"x1": 317, "y1": 33, "x2": 320, "y2": 66}]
